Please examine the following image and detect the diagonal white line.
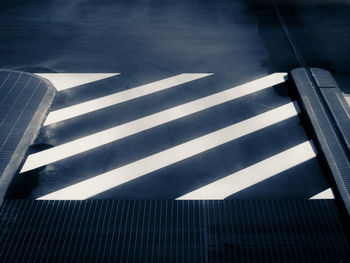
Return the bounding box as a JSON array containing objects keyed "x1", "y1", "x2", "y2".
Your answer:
[
  {"x1": 177, "y1": 141, "x2": 317, "y2": 200},
  {"x1": 310, "y1": 188, "x2": 334, "y2": 199},
  {"x1": 21, "y1": 73, "x2": 287, "y2": 173},
  {"x1": 37, "y1": 101, "x2": 299, "y2": 200},
  {"x1": 44, "y1": 73, "x2": 213, "y2": 126},
  {"x1": 36, "y1": 73, "x2": 120, "y2": 91}
]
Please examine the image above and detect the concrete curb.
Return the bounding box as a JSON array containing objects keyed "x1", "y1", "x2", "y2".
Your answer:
[
  {"x1": 291, "y1": 68, "x2": 350, "y2": 217},
  {"x1": 0, "y1": 70, "x2": 56, "y2": 206}
]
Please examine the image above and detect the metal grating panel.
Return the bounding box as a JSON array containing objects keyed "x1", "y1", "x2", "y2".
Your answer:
[
  {"x1": 310, "y1": 68, "x2": 337, "y2": 89},
  {"x1": 319, "y1": 88, "x2": 350, "y2": 153},
  {"x1": 291, "y1": 68, "x2": 350, "y2": 216},
  {"x1": 310, "y1": 68, "x2": 350, "y2": 153},
  {"x1": 0, "y1": 70, "x2": 55, "y2": 203},
  {"x1": 0, "y1": 200, "x2": 349, "y2": 262}
]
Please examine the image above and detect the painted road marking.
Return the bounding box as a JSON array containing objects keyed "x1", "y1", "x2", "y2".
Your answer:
[
  {"x1": 21, "y1": 73, "x2": 288, "y2": 173},
  {"x1": 36, "y1": 73, "x2": 120, "y2": 91},
  {"x1": 310, "y1": 188, "x2": 335, "y2": 199},
  {"x1": 44, "y1": 73, "x2": 212, "y2": 126},
  {"x1": 177, "y1": 141, "x2": 316, "y2": 200},
  {"x1": 36, "y1": 101, "x2": 299, "y2": 200}
]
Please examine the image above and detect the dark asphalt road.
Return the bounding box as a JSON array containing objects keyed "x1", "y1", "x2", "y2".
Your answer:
[
  {"x1": 278, "y1": 3, "x2": 350, "y2": 94},
  {"x1": 2, "y1": 0, "x2": 347, "y2": 199}
]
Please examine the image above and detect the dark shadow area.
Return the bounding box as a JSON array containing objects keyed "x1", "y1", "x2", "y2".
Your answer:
[
  {"x1": 272, "y1": 80, "x2": 290, "y2": 97},
  {"x1": 334, "y1": 73, "x2": 350, "y2": 94},
  {"x1": 278, "y1": 3, "x2": 350, "y2": 73},
  {"x1": 4, "y1": 143, "x2": 53, "y2": 199},
  {"x1": 4, "y1": 169, "x2": 40, "y2": 199},
  {"x1": 27, "y1": 143, "x2": 53, "y2": 154}
]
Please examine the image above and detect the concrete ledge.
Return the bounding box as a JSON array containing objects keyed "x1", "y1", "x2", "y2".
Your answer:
[
  {"x1": 291, "y1": 68, "x2": 350, "y2": 217},
  {"x1": 310, "y1": 68, "x2": 350, "y2": 153},
  {"x1": 0, "y1": 70, "x2": 56, "y2": 206}
]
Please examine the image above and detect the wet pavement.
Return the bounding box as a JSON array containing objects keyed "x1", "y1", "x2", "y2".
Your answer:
[
  {"x1": 1, "y1": 0, "x2": 347, "y2": 199},
  {"x1": 278, "y1": 2, "x2": 350, "y2": 98}
]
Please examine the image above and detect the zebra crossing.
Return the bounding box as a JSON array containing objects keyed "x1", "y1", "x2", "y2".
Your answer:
[
  {"x1": 21, "y1": 73, "x2": 286, "y2": 173},
  {"x1": 42, "y1": 73, "x2": 211, "y2": 126},
  {"x1": 13, "y1": 72, "x2": 333, "y2": 200}
]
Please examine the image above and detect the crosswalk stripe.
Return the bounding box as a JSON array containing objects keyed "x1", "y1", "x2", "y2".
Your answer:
[
  {"x1": 36, "y1": 101, "x2": 299, "y2": 200},
  {"x1": 21, "y1": 73, "x2": 288, "y2": 173},
  {"x1": 43, "y1": 73, "x2": 213, "y2": 126},
  {"x1": 310, "y1": 188, "x2": 334, "y2": 199},
  {"x1": 176, "y1": 141, "x2": 317, "y2": 200},
  {"x1": 36, "y1": 73, "x2": 120, "y2": 91}
]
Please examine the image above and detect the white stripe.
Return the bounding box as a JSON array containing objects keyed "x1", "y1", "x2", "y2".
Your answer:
[
  {"x1": 344, "y1": 95, "x2": 350, "y2": 108},
  {"x1": 177, "y1": 141, "x2": 316, "y2": 200},
  {"x1": 44, "y1": 73, "x2": 213, "y2": 126},
  {"x1": 37, "y1": 101, "x2": 298, "y2": 200},
  {"x1": 21, "y1": 73, "x2": 288, "y2": 173},
  {"x1": 36, "y1": 73, "x2": 120, "y2": 91},
  {"x1": 310, "y1": 188, "x2": 334, "y2": 199}
]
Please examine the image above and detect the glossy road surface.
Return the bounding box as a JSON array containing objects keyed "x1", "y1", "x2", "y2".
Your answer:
[{"x1": 1, "y1": 0, "x2": 344, "y2": 200}]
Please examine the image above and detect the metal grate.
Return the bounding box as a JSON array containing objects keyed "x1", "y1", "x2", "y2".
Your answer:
[
  {"x1": 291, "y1": 68, "x2": 350, "y2": 216},
  {"x1": 319, "y1": 88, "x2": 350, "y2": 152},
  {"x1": 0, "y1": 70, "x2": 55, "y2": 200},
  {"x1": 0, "y1": 200, "x2": 349, "y2": 262}
]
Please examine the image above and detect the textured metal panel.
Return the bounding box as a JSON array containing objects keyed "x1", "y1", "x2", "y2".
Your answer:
[
  {"x1": 310, "y1": 68, "x2": 337, "y2": 89},
  {"x1": 319, "y1": 85, "x2": 350, "y2": 153},
  {"x1": 205, "y1": 200, "x2": 350, "y2": 263},
  {"x1": 311, "y1": 68, "x2": 350, "y2": 153},
  {"x1": 291, "y1": 68, "x2": 350, "y2": 217},
  {"x1": 0, "y1": 200, "x2": 349, "y2": 262},
  {"x1": 0, "y1": 70, "x2": 56, "y2": 204}
]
